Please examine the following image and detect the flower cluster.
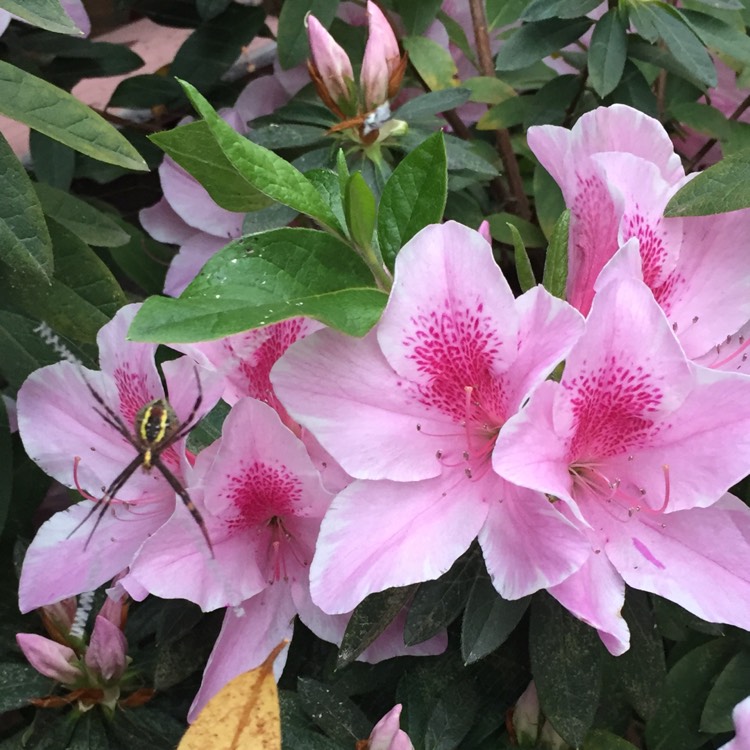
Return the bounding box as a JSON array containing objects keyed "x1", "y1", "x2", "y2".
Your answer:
[{"x1": 16, "y1": 103, "x2": 750, "y2": 723}]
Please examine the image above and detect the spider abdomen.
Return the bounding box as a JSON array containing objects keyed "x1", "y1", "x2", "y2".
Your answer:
[{"x1": 136, "y1": 399, "x2": 179, "y2": 466}]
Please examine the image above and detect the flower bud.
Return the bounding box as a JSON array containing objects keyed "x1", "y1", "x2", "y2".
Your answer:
[
  {"x1": 306, "y1": 13, "x2": 355, "y2": 116},
  {"x1": 85, "y1": 616, "x2": 128, "y2": 683},
  {"x1": 361, "y1": 2, "x2": 403, "y2": 110},
  {"x1": 367, "y1": 704, "x2": 414, "y2": 750},
  {"x1": 513, "y1": 681, "x2": 541, "y2": 747},
  {"x1": 16, "y1": 633, "x2": 81, "y2": 684}
]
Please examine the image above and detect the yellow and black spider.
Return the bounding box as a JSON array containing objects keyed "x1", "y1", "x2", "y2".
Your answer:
[{"x1": 69, "y1": 369, "x2": 214, "y2": 556}]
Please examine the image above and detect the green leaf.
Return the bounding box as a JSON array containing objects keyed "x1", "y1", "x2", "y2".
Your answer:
[
  {"x1": 29, "y1": 130, "x2": 75, "y2": 191},
  {"x1": 542, "y1": 209, "x2": 570, "y2": 299},
  {"x1": 249, "y1": 123, "x2": 327, "y2": 150},
  {"x1": 67, "y1": 710, "x2": 109, "y2": 750},
  {"x1": 645, "y1": 637, "x2": 738, "y2": 750},
  {"x1": 496, "y1": 18, "x2": 593, "y2": 71},
  {"x1": 461, "y1": 572, "x2": 530, "y2": 665},
  {"x1": 701, "y1": 650, "x2": 750, "y2": 732},
  {"x1": 506, "y1": 223, "x2": 536, "y2": 293},
  {"x1": 463, "y1": 77, "x2": 516, "y2": 105},
  {"x1": 668, "y1": 101, "x2": 730, "y2": 139},
  {"x1": 529, "y1": 594, "x2": 604, "y2": 747},
  {"x1": 423, "y1": 680, "x2": 480, "y2": 750},
  {"x1": 583, "y1": 730, "x2": 639, "y2": 750},
  {"x1": 402, "y1": 36, "x2": 459, "y2": 90},
  {"x1": 129, "y1": 228, "x2": 387, "y2": 343},
  {"x1": 682, "y1": 9, "x2": 750, "y2": 66},
  {"x1": 477, "y1": 97, "x2": 530, "y2": 129},
  {"x1": 589, "y1": 9, "x2": 628, "y2": 97},
  {"x1": 297, "y1": 678, "x2": 372, "y2": 746},
  {"x1": 277, "y1": 0, "x2": 340, "y2": 69},
  {"x1": 523, "y1": 0, "x2": 603, "y2": 20},
  {"x1": 0, "y1": 398, "x2": 10, "y2": 536},
  {"x1": 378, "y1": 131, "x2": 447, "y2": 270},
  {"x1": 614, "y1": 590, "x2": 666, "y2": 721},
  {"x1": 172, "y1": 4, "x2": 265, "y2": 92},
  {"x1": 150, "y1": 120, "x2": 271, "y2": 212},
  {"x1": 337, "y1": 585, "x2": 418, "y2": 668},
  {"x1": 0, "y1": 0, "x2": 80, "y2": 35},
  {"x1": 0, "y1": 131, "x2": 53, "y2": 284},
  {"x1": 0, "y1": 61, "x2": 147, "y2": 171},
  {"x1": 487, "y1": 212, "x2": 546, "y2": 248},
  {"x1": 108, "y1": 74, "x2": 185, "y2": 109},
  {"x1": 393, "y1": 0, "x2": 442, "y2": 34},
  {"x1": 0, "y1": 663, "x2": 52, "y2": 712},
  {"x1": 109, "y1": 708, "x2": 185, "y2": 750},
  {"x1": 0, "y1": 310, "x2": 95, "y2": 390},
  {"x1": 533, "y1": 164, "x2": 565, "y2": 239},
  {"x1": 344, "y1": 172, "x2": 377, "y2": 251},
  {"x1": 405, "y1": 550, "x2": 480, "y2": 646},
  {"x1": 196, "y1": 0, "x2": 232, "y2": 20},
  {"x1": 33, "y1": 183, "x2": 129, "y2": 248},
  {"x1": 179, "y1": 80, "x2": 340, "y2": 231},
  {"x1": 664, "y1": 152, "x2": 750, "y2": 216},
  {"x1": 395, "y1": 88, "x2": 472, "y2": 121}
]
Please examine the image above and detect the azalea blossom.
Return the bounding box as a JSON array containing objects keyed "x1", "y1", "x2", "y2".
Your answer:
[
  {"x1": 494, "y1": 275, "x2": 750, "y2": 653},
  {"x1": 365, "y1": 704, "x2": 414, "y2": 750},
  {"x1": 124, "y1": 398, "x2": 444, "y2": 720},
  {"x1": 16, "y1": 304, "x2": 220, "y2": 613},
  {"x1": 720, "y1": 695, "x2": 750, "y2": 750},
  {"x1": 271, "y1": 221, "x2": 590, "y2": 614}
]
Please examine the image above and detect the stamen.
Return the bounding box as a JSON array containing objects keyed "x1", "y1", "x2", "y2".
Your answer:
[
  {"x1": 72, "y1": 457, "x2": 100, "y2": 502},
  {"x1": 710, "y1": 334, "x2": 750, "y2": 370}
]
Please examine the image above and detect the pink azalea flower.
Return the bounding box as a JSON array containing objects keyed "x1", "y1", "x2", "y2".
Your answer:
[
  {"x1": 361, "y1": 2, "x2": 402, "y2": 111},
  {"x1": 124, "y1": 398, "x2": 444, "y2": 720},
  {"x1": 271, "y1": 221, "x2": 590, "y2": 614},
  {"x1": 527, "y1": 104, "x2": 685, "y2": 316},
  {"x1": 494, "y1": 276, "x2": 750, "y2": 653},
  {"x1": 367, "y1": 704, "x2": 414, "y2": 750},
  {"x1": 306, "y1": 14, "x2": 355, "y2": 111},
  {"x1": 16, "y1": 304, "x2": 221, "y2": 613},
  {"x1": 721, "y1": 695, "x2": 750, "y2": 750}
]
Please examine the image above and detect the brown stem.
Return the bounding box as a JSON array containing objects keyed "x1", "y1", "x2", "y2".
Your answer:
[
  {"x1": 685, "y1": 91, "x2": 750, "y2": 171},
  {"x1": 469, "y1": 0, "x2": 531, "y2": 219}
]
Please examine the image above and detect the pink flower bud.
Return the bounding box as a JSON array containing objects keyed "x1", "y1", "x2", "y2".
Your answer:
[
  {"x1": 306, "y1": 13, "x2": 354, "y2": 110},
  {"x1": 361, "y1": 1, "x2": 402, "y2": 110},
  {"x1": 85, "y1": 616, "x2": 128, "y2": 683},
  {"x1": 478, "y1": 220, "x2": 492, "y2": 245},
  {"x1": 16, "y1": 633, "x2": 81, "y2": 684},
  {"x1": 513, "y1": 682, "x2": 541, "y2": 747},
  {"x1": 368, "y1": 704, "x2": 414, "y2": 750}
]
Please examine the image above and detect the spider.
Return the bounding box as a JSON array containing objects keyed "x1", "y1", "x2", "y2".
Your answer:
[{"x1": 68, "y1": 368, "x2": 214, "y2": 556}]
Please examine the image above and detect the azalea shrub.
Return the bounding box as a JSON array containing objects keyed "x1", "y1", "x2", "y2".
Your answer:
[{"x1": 6, "y1": 0, "x2": 750, "y2": 748}]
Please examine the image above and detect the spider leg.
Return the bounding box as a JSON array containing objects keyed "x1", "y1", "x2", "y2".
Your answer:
[
  {"x1": 82, "y1": 375, "x2": 138, "y2": 447},
  {"x1": 66, "y1": 454, "x2": 144, "y2": 548},
  {"x1": 152, "y1": 456, "x2": 214, "y2": 558},
  {"x1": 163, "y1": 367, "x2": 204, "y2": 448}
]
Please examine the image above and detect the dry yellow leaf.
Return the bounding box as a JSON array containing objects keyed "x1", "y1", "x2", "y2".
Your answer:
[{"x1": 178, "y1": 641, "x2": 287, "y2": 750}]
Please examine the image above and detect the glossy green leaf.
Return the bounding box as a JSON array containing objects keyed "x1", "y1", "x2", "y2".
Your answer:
[
  {"x1": 496, "y1": 18, "x2": 592, "y2": 71},
  {"x1": 108, "y1": 74, "x2": 185, "y2": 109},
  {"x1": 529, "y1": 594, "x2": 604, "y2": 747},
  {"x1": 67, "y1": 710, "x2": 109, "y2": 750},
  {"x1": 378, "y1": 131, "x2": 447, "y2": 270},
  {"x1": 461, "y1": 572, "x2": 530, "y2": 664},
  {"x1": 0, "y1": 663, "x2": 52, "y2": 712},
  {"x1": 405, "y1": 551, "x2": 480, "y2": 646},
  {"x1": 506, "y1": 223, "x2": 536, "y2": 293},
  {"x1": 533, "y1": 164, "x2": 565, "y2": 239},
  {"x1": 150, "y1": 120, "x2": 271, "y2": 212},
  {"x1": 0, "y1": 398, "x2": 10, "y2": 535},
  {"x1": 179, "y1": 80, "x2": 340, "y2": 230},
  {"x1": 337, "y1": 585, "x2": 418, "y2": 668},
  {"x1": 0, "y1": 131, "x2": 53, "y2": 284},
  {"x1": 129, "y1": 229, "x2": 387, "y2": 343},
  {"x1": 523, "y1": 0, "x2": 602, "y2": 20},
  {"x1": 196, "y1": 0, "x2": 232, "y2": 20},
  {"x1": 277, "y1": 0, "x2": 340, "y2": 69},
  {"x1": 583, "y1": 730, "x2": 639, "y2": 750},
  {"x1": 542, "y1": 209, "x2": 570, "y2": 299},
  {"x1": 423, "y1": 680, "x2": 479, "y2": 750},
  {"x1": 297, "y1": 679, "x2": 371, "y2": 746},
  {"x1": 462, "y1": 77, "x2": 516, "y2": 105},
  {"x1": 682, "y1": 9, "x2": 750, "y2": 66},
  {"x1": 589, "y1": 9, "x2": 628, "y2": 97},
  {"x1": 665, "y1": 152, "x2": 750, "y2": 216},
  {"x1": 668, "y1": 101, "x2": 730, "y2": 139},
  {"x1": 0, "y1": 0, "x2": 80, "y2": 35},
  {"x1": 248, "y1": 123, "x2": 327, "y2": 150},
  {"x1": 0, "y1": 61, "x2": 147, "y2": 171},
  {"x1": 33, "y1": 183, "x2": 129, "y2": 248},
  {"x1": 393, "y1": 0, "x2": 442, "y2": 34},
  {"x1": 344, "y1": 172, "x2": 377, "y2": 251},
  {"x1": 701, "y1": 650, "x2": 750, "y2": 732},
  {"x1": 395, "y1": 88, "x2": 472, "y2": 121},
  {"x1": 645, "y1": 637, "x2": 738, "y2": 750},
  {"x1": 487, "y1": 212, "x2": 546, "y2": 248},
  {"x1": 402, "y1": 36, "x2": 459, "y2": 90},
  {"x1": 29, "y1": 130, "x2": 75, "y2": 191},
  {"x1": 172, "y1": 4, "x2": 265, "y2": 92}
]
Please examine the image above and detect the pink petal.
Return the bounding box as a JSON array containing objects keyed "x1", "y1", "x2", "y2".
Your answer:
[
  {"x1": 548, "y1": 551, "x2": 630, "y2": 656},
  {"x1": 0, "y1": 11, "x2": 11, "y2": 36},
  {"x1": 188, "y1": 586, "x2": 295, "y2": 722},
  {"x1": 16, "y1": 633, "x2": 80, "y2": 683},
  {"x1": 163, "y1": 232, "x2": 228, "y2": 296},
  {"x1": 19, "y1": 498, "x2": 172, "y2": 613},
  {"x1": 721, "y1": 696, "x2": 750, "y2": 750},
  {"x1": 478, "y1": 482, "x2": 588, "y2": 600},
  {"x1": 139, "y1": 198, "x2": 195, "y2": 246},
  {"x1": 60, "y1": 0, "x2": 90, "y2": 36},
  {"x1": 369, "y1": 704, "x2": 414, "y2": 750},
  {"x1": 85, "y1": 616, "x2": 127, "y2": 681},
  {"x1": 272, "y1": 329, "x2": 450, "y2": 481},
  {"x1": 234, "y1": 75, "x2": 292, "y2": 126},
  {"x1": 361, "y1": 1, "x2": 400, "y2": 110},
  {"x1": 159, "y1": 157, "x2": 245, "y2": 238},
  {"x1": 161, "y1": 356, "x2": 223, "y2": 429},
  {"x1": 310, "y1": 471, "x2": 491, "y2": 614},
  {"x1": 594, "y1": 499, "x2": 750, "y2": 631},
  {"x1": 306, "y1": 14, "x2": 354, "y2": 104}
]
